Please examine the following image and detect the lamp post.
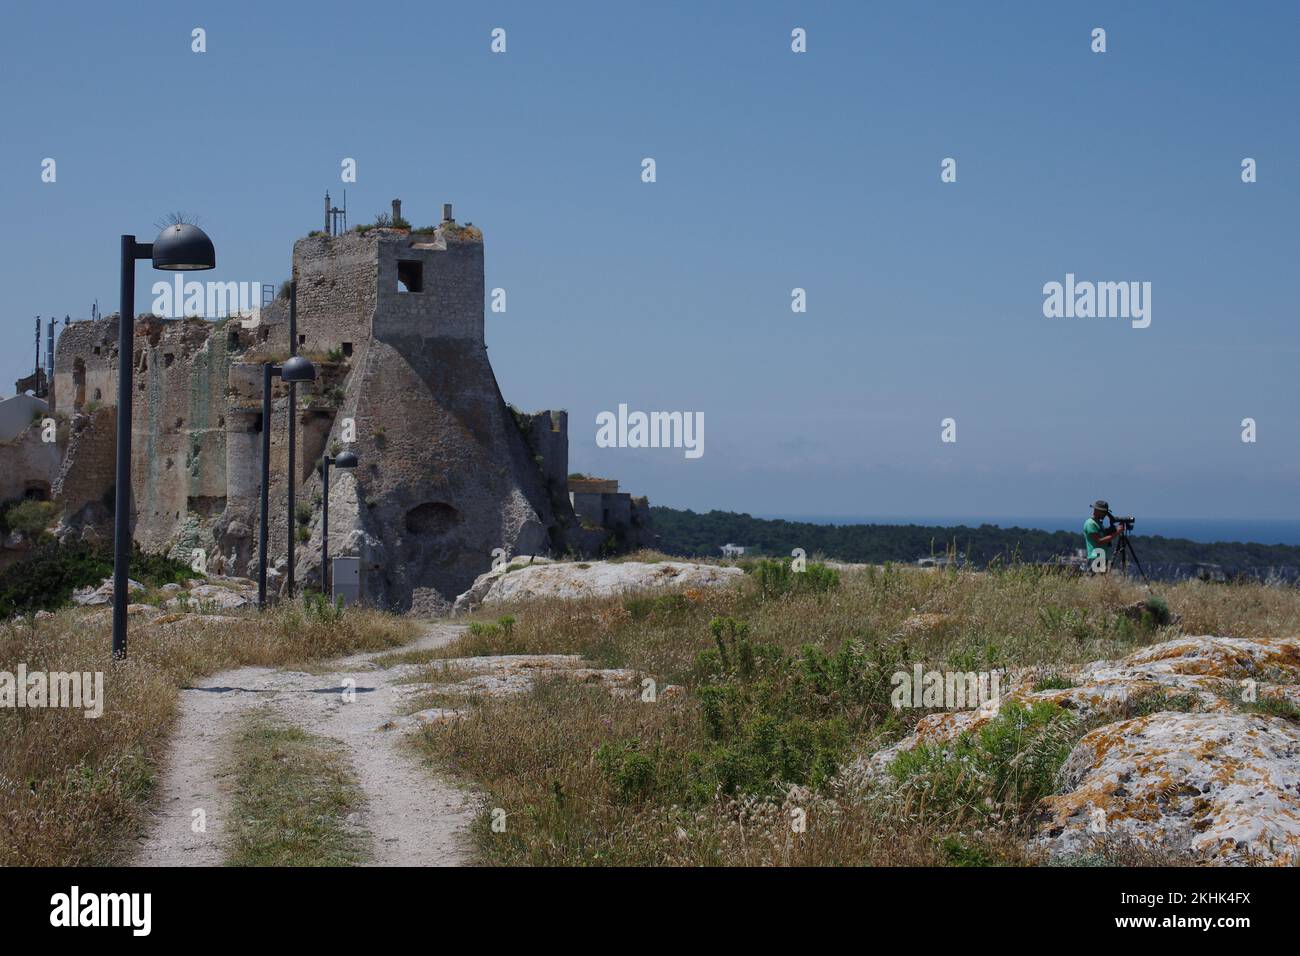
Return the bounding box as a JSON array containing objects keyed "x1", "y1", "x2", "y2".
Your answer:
[
  {"x1": 113, "y1": 223, "x2": 216, "y2": 660},
  {"x1": 320, "y1": 450, "x2": 358, "y2": 600},
  {"x1": 286, "y1": 281, "x2": 298, "y2": 599},
  {"x1": 258, "y1": 355, "x2": 316, "y2": 609}
]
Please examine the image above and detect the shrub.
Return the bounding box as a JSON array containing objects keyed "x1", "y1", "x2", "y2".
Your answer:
[
  {"x1": 0, "y1": 541, "x2": 196, "y2": 617},
  {"x1": 680, "y1": 617, "x2": 906, "y2": 800},
  {"x1": 1143, "y1": 594, "x2": 1172, "y2": 627},
  {"x1": 745, "y1": 557, "x2": 840, "y2": 601},
  {"x1": 596, "y1": 741, "x2": 657, "y2": 802},
  {"x1": 888, "y1": 701, "x2": 1080, "y2": 824},
  {"x1": 1, "y1": 500, "x2": 57, "y2": 537},
  {"x1": 299, "y1": 590, "x2": 344, "y2": 625}
]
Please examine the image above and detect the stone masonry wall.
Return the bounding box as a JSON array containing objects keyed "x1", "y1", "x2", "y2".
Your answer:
[{"x1": 52, "y1": 317, "x2": 119, "y2": 416}]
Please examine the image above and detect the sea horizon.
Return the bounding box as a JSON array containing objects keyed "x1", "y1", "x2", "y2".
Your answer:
[{"x1": 756, "y1": 514, "x2": 1300, "y2": 548}]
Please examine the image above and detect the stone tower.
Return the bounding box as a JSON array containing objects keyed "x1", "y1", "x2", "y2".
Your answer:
[
  {"x1": 45, "y1": 200, "x2": 650, "y2": 612},
  {"x1": 288, "y1": 211, "x2": 563, "y2": 611}
]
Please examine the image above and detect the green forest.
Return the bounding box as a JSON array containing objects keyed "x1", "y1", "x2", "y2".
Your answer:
[{"x1": 650, "y1": 507, "x2": 1300, "y2": 581}]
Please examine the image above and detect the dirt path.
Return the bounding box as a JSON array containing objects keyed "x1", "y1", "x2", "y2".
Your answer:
[{"x1": 133, "y1": 622, "x2": 476, "y2": 867}]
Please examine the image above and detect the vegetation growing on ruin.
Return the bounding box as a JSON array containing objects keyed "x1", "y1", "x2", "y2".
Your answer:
[
  {"x1": 0, "y1": 499, "x2": 57, "y2": 537},
  {"x1": 411, "y1": 559, "x2": 1300, "y2": 865},
  {"x1": 0, "y1": 540, "x2": 198, "y2": 618}
]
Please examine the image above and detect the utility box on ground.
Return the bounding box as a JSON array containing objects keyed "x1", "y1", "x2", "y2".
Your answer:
[{"x1": 332, "y1": 556, "x2": 361, "y2": 607}]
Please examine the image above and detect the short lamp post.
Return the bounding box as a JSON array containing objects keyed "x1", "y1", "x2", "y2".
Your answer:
[
  {"x1": 258, "y1": 356, "x2": 316, "y2": 609},
  {"x1": 113, "y1": 223, "x2": 216, "y2": 660},
  {"x1": 320, "y1": 450, "x2": 358, "y2": 600}
]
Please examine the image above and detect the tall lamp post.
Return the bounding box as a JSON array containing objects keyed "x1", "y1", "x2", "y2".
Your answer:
[
  {"x1": 113, "y1": 223, "x2": 216, "y2": 660},
  {"x1": 320, "y1": 450, "x2": 358, "y2": 599},
  {"x1": 258, "y1": 356, "x2": 316, "y2": 609},
  {"x1": 286, "y1": 281, "x2": 299, "y2": 598}
]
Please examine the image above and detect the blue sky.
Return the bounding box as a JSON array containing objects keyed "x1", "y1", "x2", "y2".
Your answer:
[{"x1": 2, "y1": 1, "x2": 1297, "y2": 521}]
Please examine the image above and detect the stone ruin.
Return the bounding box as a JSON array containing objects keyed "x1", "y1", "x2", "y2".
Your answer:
[{"x1": 34, "y1": 201, "x2": 654, "y2": 612}]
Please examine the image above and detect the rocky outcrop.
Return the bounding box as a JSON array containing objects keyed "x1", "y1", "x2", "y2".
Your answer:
[
  {"x1": 452, "y1": 559, "x2": 743, "y2": 612},
  {"x1": 1039, "y1": 711, "x2": 1300, "y2": 865},
  {"x1": 849, "y1": 635, "x2": 1300, "y2": 866}
]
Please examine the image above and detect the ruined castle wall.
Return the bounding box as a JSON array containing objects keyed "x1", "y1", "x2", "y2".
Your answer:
[
  {"x1": 131, "y1": 318, "x2": 234, "y2": 555},
  {"x1": 340, "y1": 331, "x2": 550, "y2": 610},
  {"x1": 525, "y1": 409, "x2": 574, "y2": 531},
  {"x1": 0, "y1": 420, "x2": 64, "y2": 504},
  {"x1": 293, "y1": 233, "x2": 377, "y2": 358},
  {"x1": 50, "y1": 405, "x2": 115, "y2": 523},
  {"x1": 53, "y1": 318, "x2": 118, "y2": 416},
  {"x1": 373, "y1": 235, "x2": 484, "y2": 343}
]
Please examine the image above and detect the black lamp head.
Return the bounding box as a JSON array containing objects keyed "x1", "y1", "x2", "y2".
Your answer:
[
  {"x1": 151, "y1": 223, "x2": 216, "y2": 271},
  {"x1": 334, "y1": 450, "x2": 359, "y2": 469},
  {"x1": 280, "y1": 355, "x2": 317, "y2": 383}
]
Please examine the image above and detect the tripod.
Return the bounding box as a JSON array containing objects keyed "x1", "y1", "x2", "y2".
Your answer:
[{"x1": 1108, "y1": 525, "x2": 1149, "y2": 583}]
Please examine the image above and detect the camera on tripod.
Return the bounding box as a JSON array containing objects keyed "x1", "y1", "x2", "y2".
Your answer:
[{"x1": 1105, "y1": 511, "x2": 1136, "y2": 533}]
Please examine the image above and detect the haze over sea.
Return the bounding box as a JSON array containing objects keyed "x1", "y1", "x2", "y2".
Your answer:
[{"x1": 764, "y1": 516, "x2": 1300, "y2": 548}]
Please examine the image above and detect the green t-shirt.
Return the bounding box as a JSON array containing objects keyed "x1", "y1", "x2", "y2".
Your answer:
[{"x1": 1083, "y1": 517, "x2": 1109, "y2": 565}]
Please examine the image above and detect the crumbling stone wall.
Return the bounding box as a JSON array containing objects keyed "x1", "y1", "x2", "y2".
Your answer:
[
  {"x1": 50, "y1": 405, "x2": 115, "y2": 538},
  {"x1": 131, "y1": 317, "x2": 234, "y2": 556},
  {"x1": 0, "y1": 415, "x2": 64, "y2": 504},
  {"x1": 42, "y1": 206, "x2": 649, "y2": 608},
  {"x1": 52, "y1": 317, "x2": 118, "y2": 416},
  {"x1": 294, "y1": 233, "x2": 376, "y2": 360},
  {"x1": 373, "y1": 232, "x2": 484, "y2": 343}
]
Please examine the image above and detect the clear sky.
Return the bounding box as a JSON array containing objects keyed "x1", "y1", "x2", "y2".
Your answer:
[{"x1": 2, "y1": 1, "x2": 1296, "y2": 521}]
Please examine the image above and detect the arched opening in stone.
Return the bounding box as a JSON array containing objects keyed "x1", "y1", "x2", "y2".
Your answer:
[{"x1": 405, "y1": 501, "x2": 459, "y2": 536}]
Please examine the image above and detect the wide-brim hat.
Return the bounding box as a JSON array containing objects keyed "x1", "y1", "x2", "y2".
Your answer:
[{"x1": 1091, "y1": 499, "x2": 1109, "y2": 512}]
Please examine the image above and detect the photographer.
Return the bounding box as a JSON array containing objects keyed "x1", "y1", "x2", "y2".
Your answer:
[{"x1": 1084, "y1": 499, "x2": 1123, "y2": 573}]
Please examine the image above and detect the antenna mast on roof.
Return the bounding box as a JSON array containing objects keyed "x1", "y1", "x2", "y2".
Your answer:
[{"x1": 324, "y1": 190, "x2": 348, "y2": 235}]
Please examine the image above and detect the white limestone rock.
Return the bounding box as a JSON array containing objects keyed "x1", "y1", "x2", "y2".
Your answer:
[
  {"x1": 1038, "y1": 711, "x2": 1300, "y2": 866},
  {"x1": 71, "y1": 577, "x2": 144, "y2": 606},
  {"x1": 453, "y1": 559, "x2": 742, "y2": 611},
  {"x1": 845, "y1": 634, "x2": 1300, "y2": 865}
]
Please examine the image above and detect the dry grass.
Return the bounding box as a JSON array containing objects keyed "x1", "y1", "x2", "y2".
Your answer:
[
  {"x1": 0, "y1": 603, "x2": 416, "y2": 866},
  {"x1": 225, "y1": 710, "x2": 368, "y2": 867},
  {"x1": 412, "y1": 564, "x2": 1300, "y2": 866}
]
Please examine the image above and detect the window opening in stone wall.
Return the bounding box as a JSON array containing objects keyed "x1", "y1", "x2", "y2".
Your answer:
[{"x1": 397, "y1": 260, "x2": 423, "y2": 293}]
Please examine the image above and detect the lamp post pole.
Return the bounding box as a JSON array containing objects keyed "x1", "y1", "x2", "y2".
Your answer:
[
  {"x1": 287, "y1": 281, "x2": 297, "y2": 599},
  {"x1": 111, "y1": 222, "x2": 217, "y2": 660},
  {"x1": 258, "y1": 361, "x2": 273, "y2": 609},
  {"x1": 113, "y1": 236, "x2": 147, "y2": 659},
  {"x1": 258, "y1": 356, "x2": 316, "y2": 610},
  {"x1": 319, "y1": 450, "x2": 358, "y2": 601},
  {"x1": 321, "y1": 455, "x2": 331, "y2": 599}
]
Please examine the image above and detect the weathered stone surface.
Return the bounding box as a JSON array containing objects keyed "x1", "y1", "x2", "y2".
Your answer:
[
  {"x1": 385, "y1": 651, "x2": 660, "y2": 732},
  {"x1": 431, "y1": 654, "x2": 638, "y2": 698},
  {"x1": 1038, "y1": 711, "x2": 1300, "y2": 865},
  {"x1": 51, "y1": 405, "x2": 115, "y2": 541},
  {"x1": 46, "y1": 216, "x2": 651, "y2": 614},
  {"x1": 449, "y1": 555, "x2": 553, "y2": 612},
  {"x1": 847, "y1": 635, "x2": 1300, "y2": 865},
  {"x1": 71, "y1": 578, "x2": 144, "y2": 606},
  {"x1": 168, "y1": 583, "x2": 249, "y2": 609},
  {"x1": 453, "y1": 559, "x2": 743, "y2": 611}
]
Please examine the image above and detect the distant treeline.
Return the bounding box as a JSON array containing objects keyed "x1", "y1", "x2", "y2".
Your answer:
[{"x1": 650, "y1": 507, "x2": 1300, "y2": 582}]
